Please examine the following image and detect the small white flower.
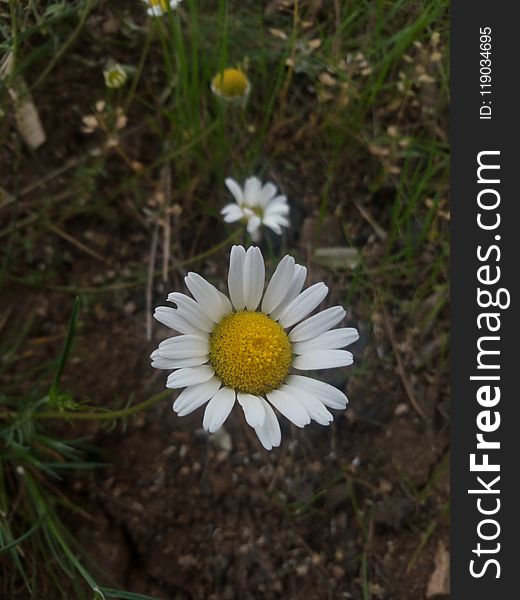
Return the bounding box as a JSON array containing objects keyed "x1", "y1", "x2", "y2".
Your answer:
[
  {"x1": 143, "y1": 0, "x2": 182, "y2": 17},
  {"x1": 103, "y1": 63, "x2": 127, "y2": 89},
  {"x1": 222, "y1": 177, "x2": 290, "y2": 241},
  {"x1": 151, "y1": 245, "x2": 358, "y2": 450}
]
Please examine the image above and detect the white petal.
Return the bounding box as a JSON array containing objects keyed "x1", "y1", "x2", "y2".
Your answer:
[
  {"x1": 264, "y1": 200, "x2": 289, "y2": 216},
  {"x1": 243, "y1": 247, "x2": 265, "y2": 311},
  {"x1": 237, "y1": 393, "x2": 266, "y2": 428},
  {"x1": 153, "y1": 354, "x2": 209, "y2": 370},
  {"x1": 265, "y1": 218, "x2": 289, "y2": 234},
  {"x1": 216, "y1": 289, "x2": 233, "y2": 315},
  {"x1": 246, "y1": 215, "x2": 261, "y2": 234},
  {"x1": 289, "y1": 306, "x2": 346, "y2": 342},
  {"x1": 278, "y1": 283, "x2": 328, "y2": 328},
  {"x1": 158, "y1": 334, "x2": 209, "y2": 358},
  {"x1": 285, "y1": 265, "x2": 307, "y2": 302},
  {"x1": 293, "y1": 350, "x2": 353, "y2": 370},
  {"x1": 251, "y1": 227, "x2": 261, "y2": 242},
  {"x1": 264, "y1": 210, "x2": 289, "y2": 224},
  {"x1": 228, "y1": 245, "x2": 246, "y2": 310},
  {"x1": 263, "y1": 219, "x2": 282, "y2": 235},
  {"x1": 185, "y1": 272, "x2": 231, "y2": 322},
  {"x1": 173, "y1": 376, "x2": 222, "y2": 416},
  {"x1": 153, "y1": 306, "x2": 202, "y2": 335},
  {"x1": 258, "y1": 182, "x2": 277, "y2": 207},
  {"x1": 266, "y1": 389, "x2": 310, "y2": 428},
  {"x1": 267, "y1": 215, "x2": 289, "y2": 228},
  {"x1": 269, "y1": 195, "x2": 288, "y2": 206},
  {"x1": 150, "y1": 351, "x2": 184, "y2": 370},
  {"x1": 147, "y1": 6, "x2": 162, "y2": 16},
  {"x1": 222, "y1": 201, "x2": 240, "y2": 213},
  {"x1": 264, "y1": 215, "x2": 289, "y2": 232},
  {"x1": 281, "y1": 384, "x2": 333, "y2": 426},
  {"x1": 264, "y1": 204, "x2": 289, "y2": 218},
  {"x1": 244, "y1": 177, "x2": 262, "y2": 205},
  {"x1": 221, "y1": 204, "x2": 244, "y2": 223},
  {"x1": 167, "y1": 292, "x2": 215, "y2": 332},
  {"x1": 293, "y1": 328, "x2": 359, "y2": 354},
  {"x1": 261, "y1": 255, "x2": 295, "y2": 314},
  {"x1": 270, "y1": 265, "x2": 307, "y2": 321},
  {"x1": 202, "y1": 387, "x2": 236, "y2": 433},
  {"x1": 287, "y1": 375, "x2": 348, "y2": 409},
  {"x1": 225, "y1": 177, "x2": 244, "y2": 204},
  {"x1": 253, "y1": 397, "x2": 281, "y2": 450},
  {"x1": 166, "y1": 365, "x2": 215, "y2": 389}
]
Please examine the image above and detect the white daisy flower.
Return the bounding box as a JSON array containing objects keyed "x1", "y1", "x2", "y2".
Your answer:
[
  {"x1": 143, "y1": 0, "x2": 182, "y2": 17},
  {"x1": 151, "y1": 245, "x2": 358, "y2": 450},
  {"x1": 221, "y1": 177, "x2": 290, "y2": 242},
  {"x1": 103, "y1": 63, "x2": 127, "y2": 89}
]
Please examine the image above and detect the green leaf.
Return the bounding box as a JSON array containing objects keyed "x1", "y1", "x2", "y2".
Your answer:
[
  {"x1": 100, "y1": 588, "x2": 161, "y2": 600},
  {"x1": 49, "y1": 297, "x2": 80, "y2": 406}
]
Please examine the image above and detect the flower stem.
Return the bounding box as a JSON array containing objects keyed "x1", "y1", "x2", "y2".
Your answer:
[{"x1": 0, "y1": 389, "x2": 171, "y2": 422}]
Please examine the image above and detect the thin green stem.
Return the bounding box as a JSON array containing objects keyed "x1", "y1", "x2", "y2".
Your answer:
[
  {"x1": 30, "y1": 0, "x2": 96, "y2": 91},
  {"x1": 50, "y1": 297, "x2": 80, "y2": 394},
  {"x1": 36, "y1": 389, "x2": 171, "y2": 420},
  {"x1": 0, "y1": 389, "x2": 171, "y2": 422},
  {"x1": 124, "y1": 23, "x2": 153, "y2": 113},
  {"x1": 8, "y1": 0, "x2": 19, "y2": 85}
]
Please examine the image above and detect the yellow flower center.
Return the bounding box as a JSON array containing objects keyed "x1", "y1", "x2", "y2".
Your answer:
[
  {"x1": 212, "y1": 68, "x2": 250, "y2": 97},
  {"x1": 150, "y1": 0, "x2": 169, "y2": 8},
  {"x1": 210, "y1": 311, "x2": 292, "y2": 395}
]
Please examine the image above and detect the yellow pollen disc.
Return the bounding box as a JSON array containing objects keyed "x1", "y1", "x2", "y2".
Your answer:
[
  {"x1": 210, "y1": 311, "x2": 292, "y2": 395},
  {"x1": 150, "y1": 0, "x2": 168, "y2": 8},
  {"x1": 212, "y1": 68, "x2": 250, "y2": 97}
]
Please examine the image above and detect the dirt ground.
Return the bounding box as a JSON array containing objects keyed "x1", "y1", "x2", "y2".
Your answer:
[{"x1": 3, "y1": 265, "x2": 449, "y2": 600}]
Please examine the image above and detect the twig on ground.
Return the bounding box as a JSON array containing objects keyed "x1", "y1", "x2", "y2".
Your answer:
[
  {"x1": 161, "y1": 163, "x2": 172, "y2": 282},
  {"x1": 45, "y1": 218, "x2": 108, "y2": 264},
  {"x1": 354, "y1": 199, "x2": 387, "y2": 241},
  {"x1": 381, "y1": 305, "x2": 428, "y2": 422}
]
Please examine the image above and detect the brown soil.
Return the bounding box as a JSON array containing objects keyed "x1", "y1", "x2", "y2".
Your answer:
[{"x1": 3, "y1": 280, "x2": 449, "y2": 599}]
